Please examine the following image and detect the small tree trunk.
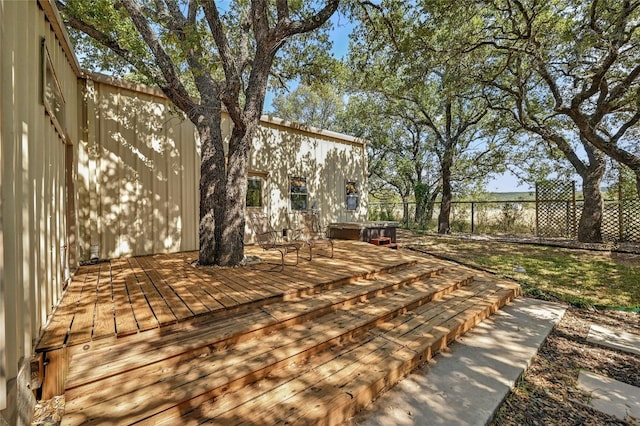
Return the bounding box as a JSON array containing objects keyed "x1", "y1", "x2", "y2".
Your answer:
[
  {"x1": 438, "y1": 155, "x2": 453, "y2": 234},
  {"x1": 577, "y1": 159, "x2": 605, "y2": 243},
  {"x1": 425, "y1": 189, "x2": 439, "y2": 228},
  {"x1": 414, "y1": 182, "x2": 426, "y2": 226}
]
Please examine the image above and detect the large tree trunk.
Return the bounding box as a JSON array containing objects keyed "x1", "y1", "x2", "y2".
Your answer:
[
  {"x1": 577, "y1": 155, "x2": 606, "y2": 243},
  {"x1": 219, "y1": 121, "x2": 254, "y2": 266},
  {"x1": 197, "y1": 117, "x2": 255, "y2": 266},
  {"x1": 198, "y1": 113, "x2": 229, "y2": 265}
]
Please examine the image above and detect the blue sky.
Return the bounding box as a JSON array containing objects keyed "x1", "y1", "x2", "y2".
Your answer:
[{"x1": 488, "y1": 172, "x2": 530, "y2": 193}]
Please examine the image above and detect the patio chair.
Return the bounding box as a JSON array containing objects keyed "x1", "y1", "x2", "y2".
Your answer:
[
  {"x1": 299, "y1": 211, "x2": 334, "y2": 261},
  {"x1": 250, "y1": 212, "x2": 302, "y2": 270}
]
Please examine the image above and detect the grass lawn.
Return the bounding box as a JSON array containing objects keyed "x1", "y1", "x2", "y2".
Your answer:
[{"x1": 408, "y1": 236, "x2": 640, "y2": 309}]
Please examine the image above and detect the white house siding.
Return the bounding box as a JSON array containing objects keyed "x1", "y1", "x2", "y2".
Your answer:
[
  {"x1": 251, "y1": 117, "x2": 368, "y2": 233},
  {"x1": 77, "y1": 78, "x2": 368, "y2": 260},
  {"x1": 1, "y1": 0, "x2": 80, "y2": 422}
]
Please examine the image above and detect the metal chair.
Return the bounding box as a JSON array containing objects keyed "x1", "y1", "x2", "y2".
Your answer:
[
  {"x1": 250, "y1": 213, "x2": 302, "y2": 270},
  {"x1": 298, "y1": 211, "x2": 334, "y2": 261}
]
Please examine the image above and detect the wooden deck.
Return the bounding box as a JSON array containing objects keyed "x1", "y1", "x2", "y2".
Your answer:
[{"x1": 35, "y1": 240, "x2": 520, "y2": 425}]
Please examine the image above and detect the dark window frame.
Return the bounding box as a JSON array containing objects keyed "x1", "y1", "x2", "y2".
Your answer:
[
  {"x1": 246, "y1": 176, "x2": 263, "y2": 208},
  {"x1": 346, "y1": 180, "x2": 359, "y2": 211},
  {"x1": 290, "y1": 176, "x2": 308, "y2": 211}
]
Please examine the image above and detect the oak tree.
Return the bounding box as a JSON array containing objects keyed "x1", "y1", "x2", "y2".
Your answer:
[
  {"x1": 483, "y1": 0, "x2": 640, "y2": 241},
  {"x1": 58, "y1": 0, "x2": 339, "y2": 266}
]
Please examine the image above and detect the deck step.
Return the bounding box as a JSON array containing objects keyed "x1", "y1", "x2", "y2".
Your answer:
[
  {"x1": 64, "y1": 261, "x2": 450, "y2": 389},
  {"x1": 153, "y1": 279, "x2": 518, "y2": 425},
  {"x1": 60, "y1": 259, "x2": 519, "y2": 426}
]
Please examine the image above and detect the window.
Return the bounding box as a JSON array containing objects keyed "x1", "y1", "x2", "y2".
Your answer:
[
  {"x1": 346, "y1": 180, "x2": 359, "y2": 211},
  {"x1": 246, "y1": 176, "x2": 263, "y2": 208},
  {"x1": 290, "y1": 177, "x2": 308, "y2": 211}
]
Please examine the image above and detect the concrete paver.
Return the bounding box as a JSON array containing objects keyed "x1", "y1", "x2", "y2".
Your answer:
[
  {"x1": 348, "y1": 297, "x2": 566, "y2": 426},
  {"x1": 587, "y1": 324, "x2": 640, "y2": 356},
  {"x1": 577, "y1": 370, "x2": 640, "y2": 424}
]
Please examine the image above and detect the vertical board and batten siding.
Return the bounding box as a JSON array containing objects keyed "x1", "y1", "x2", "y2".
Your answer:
[
  {"x1": 78, "y1": 78, "x2": 201, "y2": 260},
  {"x1": 1, "y1": 0, "x2": 80, "y2": 413},
  {"x1": 77, "y1": 78, "x2": 368, "y2": 260},
  {"x1": 0, "y1": 0, "x2": 5, "y2": 412},
  {"x1": 252, "y1": 118, "x2": 368, "y2": 230}
]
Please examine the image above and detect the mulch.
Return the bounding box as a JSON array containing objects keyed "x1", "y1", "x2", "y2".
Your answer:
[{"x1": 491, "y1": 306, "x2": 640, "y2": 425}]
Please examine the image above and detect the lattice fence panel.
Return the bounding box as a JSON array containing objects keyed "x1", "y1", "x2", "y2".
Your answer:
[
  {"x1": 536, "y1": 181, "x2": 576, "y2": 238},
  {"x1": 601, "y1": 201, "x2": 619, "y2": 242},
  {"x1": 621, "y1": 199, "x2": 640, "y2": 242},
  {"x1": 600, "y1": 199, "x2": 640, "y2": 243}
]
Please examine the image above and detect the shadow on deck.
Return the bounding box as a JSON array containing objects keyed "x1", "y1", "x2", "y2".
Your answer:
[{"x1": 34, "y1": 241, "x2": 520, "y2": 425}]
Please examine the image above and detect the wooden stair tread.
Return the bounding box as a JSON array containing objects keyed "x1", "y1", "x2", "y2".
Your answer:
[
  {"x1": 61, "y1": 269, "x2": 476, "y2": 425},
  {"x1": 151, "y1": 279, "x2": 519, "y2": 425},
  {"x1": 61, "y1": 273, "x2": 519, "y2": 426},
  {"x1": 64, "y1": 262, "x2": 450, "y2": 388}
]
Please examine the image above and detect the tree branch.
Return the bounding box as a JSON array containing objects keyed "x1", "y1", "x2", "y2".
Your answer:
[
  {"x1": 117, "y1": 0, "x2": 196, "y2": 115},
  {"x1": 56, "y1": 0, "x2": 157, "y2": 79}
]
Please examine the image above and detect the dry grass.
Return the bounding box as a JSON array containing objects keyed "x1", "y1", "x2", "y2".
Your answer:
[{"x1": 405, "y1": 235, "x2": 640, "y2": 309}]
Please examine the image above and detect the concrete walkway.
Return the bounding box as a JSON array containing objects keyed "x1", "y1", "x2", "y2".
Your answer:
[{"x1": 347, "y1": 297, "x2": 566, "y2": 426}]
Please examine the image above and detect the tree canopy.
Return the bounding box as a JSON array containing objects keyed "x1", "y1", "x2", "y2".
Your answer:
[
  {"x1": 61, "y1": 0, "x2": 640, "y2": 247},
  {"x1": 347, "y1": 0, "x2": 511, "y2": 232},
  {"x1": 59, "y1": 0, "x2": 339, "y2": 266},
  {"x1": 478, "y1": 0, "x2": 640, "y2": 241}
]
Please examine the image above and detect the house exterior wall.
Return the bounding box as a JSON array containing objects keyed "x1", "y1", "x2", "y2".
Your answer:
[
  {"x1": 77, "y1": 77, "x2": 368, "y2": 260},
  {"x1": 1, "y1": 0, "x2": 81, "y2": 423},
  {"x1": 250, "y1": 117, "x2": 368, "y2": 233},
  {"x1": 77, "y1": 76, "x2": 202, "y2": 260},
  {"x1": 0, "y1": 1, "x2": 367, "y2": 422}
]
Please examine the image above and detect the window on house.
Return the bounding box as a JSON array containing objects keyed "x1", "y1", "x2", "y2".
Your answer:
[
  {"x1": 290, "y1": 177, "x2": 308, "y2": 211},
  {"x1": 246, "y1": 176, "x2": 263, "y2": 208},
  {"x1": 346, "y1": 180, "x2": 359, "y2": 211}
]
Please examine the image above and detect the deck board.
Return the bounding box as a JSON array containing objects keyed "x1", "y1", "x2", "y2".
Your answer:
[
  {"x1": 37, "y1": 267, "x2": 93, "y2": 350},
  {"x1": 136, "y1": 256, "x2": 194, "y2": 320},
  {"x1": 36, "y1": 241, "x2": 521, "y2": 425},
  {"x1": 66, "y1": 264, "x2": 102, "y2": 346},
  {"x1": 154, "y1": 253, "x2": 223, "y2": 313},
  {"x1": 91, "y1": 264, "x2": 115, "y2": 339},
  {"x1": 38, "y1": 242, "x2": 397, "y2": 352},
  {"x1": 111, "y1": 258, "x2": 139, "y2": 336},
  {"x1": 129, "y1": 257, "x2": 177, "y2": 325},
  {"x1": 122, "y1": 258, "x2": 159, "y2": 332}
]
